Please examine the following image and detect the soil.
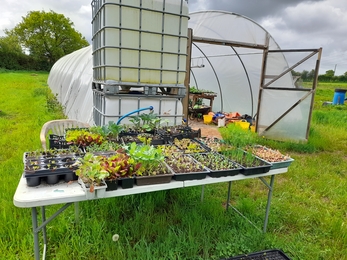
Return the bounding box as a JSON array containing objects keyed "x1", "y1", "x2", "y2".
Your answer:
[{"x1": 188, "y1": 119, "x2": 222, "y2": 139}]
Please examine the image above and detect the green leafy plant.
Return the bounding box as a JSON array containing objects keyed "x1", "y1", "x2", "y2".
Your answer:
[
  {"x1": 125, "y1": 142, "x2": 166, "y2": 176},
  {"x1": 65, "y1": 129, "x2": 104, "y2": 147},
  {"x1": 129, "y1": 112, "x2": 163, "y2": 132},
  {"x1": 101, "y1": 151, "x2": 140, "y2": 180},
  {"x1": 75, "y1": 153, "x2": 110, "y2": 191}
]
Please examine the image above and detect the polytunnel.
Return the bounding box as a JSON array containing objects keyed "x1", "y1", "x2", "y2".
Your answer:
[{"x1": 48, "y1": 10, "x2": 322, "y2": 142}]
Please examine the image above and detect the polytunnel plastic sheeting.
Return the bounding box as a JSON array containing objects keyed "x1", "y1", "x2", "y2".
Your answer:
[
  {"x1": 47, "y1": 46, "x2": 94, "y2": 125},
  {"x1": 188, "y1": 11, "x2": 294, "y2": 116},
  {"x1": 257, "y1": 89, "x2": 312, "y2": 141}
]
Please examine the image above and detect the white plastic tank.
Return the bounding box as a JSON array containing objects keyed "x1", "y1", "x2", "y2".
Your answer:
[
  {"x1": 93, "y1": 90, "x2": 183, "y2": 126},
  {"x1": 91, "y1": 0, "x2": 189, "y2": 87}
]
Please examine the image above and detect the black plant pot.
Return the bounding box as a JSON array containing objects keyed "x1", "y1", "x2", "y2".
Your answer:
[
  {"x1": 118, "y1": 177, "x2": 134, "y2": 189},
  {"x1": 105, "y1": 179, "x2": 118, "y2": 191}
]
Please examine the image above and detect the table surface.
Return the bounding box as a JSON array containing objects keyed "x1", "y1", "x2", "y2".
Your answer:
[{"x1": 13, "y1": 168, "x2": 287, "y2": 208}]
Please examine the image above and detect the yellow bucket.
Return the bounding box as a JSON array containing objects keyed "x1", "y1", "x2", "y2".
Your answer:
[
  {"x1": 203, "y1": 115, "x2": 213, "y2": 124},
  {"x1": 235, "y1": 119, "x2": 250, "y2": 130}
]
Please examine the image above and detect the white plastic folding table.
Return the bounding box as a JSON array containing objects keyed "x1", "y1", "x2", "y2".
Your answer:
[{"x1": 13, "y1": 168, "x2": 287, "y2": 260}]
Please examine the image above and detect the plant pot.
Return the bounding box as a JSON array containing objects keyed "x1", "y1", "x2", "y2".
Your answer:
[
  {"x1": 105, "y1": 179, "x2": 118, "y2": 191},
  {"x1": 118, "y1": 177, "x2": 134, "y2": 189},
  {"x1": 78, "y1": 178, "x2": 107, "y2": 199},
  {"x1": 46, "y1": 173, "x2": 60, "y2": 184}
]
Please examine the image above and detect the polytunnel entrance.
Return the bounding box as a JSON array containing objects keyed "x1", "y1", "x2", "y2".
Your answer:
[{"x1": 187, "y1": 11, "x2": 322, "y2": 142}]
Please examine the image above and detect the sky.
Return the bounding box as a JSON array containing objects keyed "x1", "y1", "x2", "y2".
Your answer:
[{"x1": 1, "y1": 0, "x2": 346, "y2": 75}]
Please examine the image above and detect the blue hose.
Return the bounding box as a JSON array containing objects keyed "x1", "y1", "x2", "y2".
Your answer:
[{"x1": 116, "y1": 106, "x2": 154, "y2": 125}]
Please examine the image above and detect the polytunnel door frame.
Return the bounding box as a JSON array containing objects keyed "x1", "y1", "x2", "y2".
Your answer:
[{"x1": 256, "y1": 48, "x2": 322, "y2": 142}]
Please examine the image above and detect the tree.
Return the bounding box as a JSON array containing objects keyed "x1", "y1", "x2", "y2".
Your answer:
[{"x1": 5, "y1": 10, "x2": 89, "y2": 68}]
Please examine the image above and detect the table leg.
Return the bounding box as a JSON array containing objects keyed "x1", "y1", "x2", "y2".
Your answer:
[
  {"x1": 263, "y1": 175, "x2": 275, "y2": 233},
  {"x1": 74, "y1": 202, "x2": 79, "y2": 224},
  {"x1": 226, "y1": 181, "x2": 232, "y2": 211},
  {"x1": 201, "y1": 185, "x2": 205, "y2": 202},
  {"x1": 41, "y1": 206, "x2": 47, "y2": 258},
  {"x1": 31, "y1": 207, "x2": 40, "y2": 260}
]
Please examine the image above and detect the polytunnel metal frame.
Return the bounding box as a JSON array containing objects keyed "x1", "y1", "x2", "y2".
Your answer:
[
  {"x1": 185, "y1": 32, "x2": 322, "y2": 141},
  {"x1": 257, "y1": 47, "x2": 322, "y2": 140},
  {"x1": 185, "y1": 35, "x2": 268, "y2": 122}
]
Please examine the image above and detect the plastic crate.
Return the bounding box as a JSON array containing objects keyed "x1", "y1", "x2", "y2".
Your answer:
[{"x1": 223, "y1": 249, "x2": 291, "y2": 260}]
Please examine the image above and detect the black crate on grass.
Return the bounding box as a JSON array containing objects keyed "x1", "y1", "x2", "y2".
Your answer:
[{"x1": 223, "y1": 249, "x2": 291, "y2": 260}]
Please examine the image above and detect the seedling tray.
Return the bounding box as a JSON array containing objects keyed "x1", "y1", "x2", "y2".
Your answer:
[
  {"x1": 24, "y1": 154, "x2": 79, "y2": 186},
  {"x1": 165, "y1": 154, "x2": 209, "y2": 181},
  {"x1": 224, "y1": 249, "x2": 291, "y2": 260},
  {"x1": 190, "y1": 153, "x2": 242, "y2": 178},
  {"x1": 251, "y1": 145, "x2": 294, "y2": 170}
]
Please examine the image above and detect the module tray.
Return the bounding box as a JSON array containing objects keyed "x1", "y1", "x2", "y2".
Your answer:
[
  {"x1": 223, "y1": 249, "x2": 291, "y2": 260},
  {"x1": 24, "y1": 154, "x2": 80, "y2": 187},
  {"x1": 190, "y1": 153, "x2": 242, "y2": 178}
]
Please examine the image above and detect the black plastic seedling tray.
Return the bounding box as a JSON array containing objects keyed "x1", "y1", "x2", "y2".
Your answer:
[{"x1": 223, "y1": 249, "x2": 291, "y2": 260}]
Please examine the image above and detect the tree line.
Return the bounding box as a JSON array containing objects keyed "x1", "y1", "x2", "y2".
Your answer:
[
  {"x1": 292, "y1": 69, "x2": 347, "y2": 82},
  {"x1": 1, "y1": 10, "x2": 347, "y2": 82},
  {"x1": 0, "y1": 10, "x2": 89, "y2": 71}
]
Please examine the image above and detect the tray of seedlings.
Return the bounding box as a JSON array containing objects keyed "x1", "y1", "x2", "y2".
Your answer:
[
  {"x1": 190, "y1": 152, "x2": 242, "y2": 177},
  {"x1": 165, "y1": 153, "x2": 209, "y2": 181},
  {"x1": 24, "y1": 150, "x2": 82, "y2": 187},
  {"x1": 219, "y1": 148, "x2": 272, "y2": 176},
  {"x1": 249, "y1": 145, "x2": 294, "y2": 169},
  {"x1": 172, "y1": 138, "x2": 209, "y2": 154}
]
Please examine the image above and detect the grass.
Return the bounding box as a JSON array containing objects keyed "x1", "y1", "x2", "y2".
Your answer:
[{"x1": 1, "y1": 72, "x2": 347, "y2": 259}]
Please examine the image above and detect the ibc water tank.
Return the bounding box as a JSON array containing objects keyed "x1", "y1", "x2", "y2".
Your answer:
[{"x1": 91, "y1": 0, "x2": 189, "y2": 87}]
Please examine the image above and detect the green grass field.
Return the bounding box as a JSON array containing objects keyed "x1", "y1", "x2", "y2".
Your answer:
[{"x1": 1, "y1": 71, "x2": 347, "y2": 259}]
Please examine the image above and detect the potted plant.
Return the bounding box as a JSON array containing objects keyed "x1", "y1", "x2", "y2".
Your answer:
[{"x1": 74, "y1": 153, "x2": 109, "y2": 198}]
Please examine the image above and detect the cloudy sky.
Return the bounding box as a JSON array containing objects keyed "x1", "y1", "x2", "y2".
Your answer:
[{"x1": 1, "y1": 0, "x2": 346, "y2": 75}]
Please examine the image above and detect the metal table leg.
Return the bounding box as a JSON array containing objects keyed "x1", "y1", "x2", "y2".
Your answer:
[
  {"x1": 30, "y1": 203, "x2": 73, "y2": 260},
  {"x1": 31, "y1": 207, "x2": 40, "y2": 260},
  {"x1": 226, "y1": 176, "x2": 276, "y2": 233},
  {"x1": 226, "y1": 181, "x2": 232, "y2": 211},
  {"x1": 262, "y1": 175, "x2": 275, "y2": 233}
]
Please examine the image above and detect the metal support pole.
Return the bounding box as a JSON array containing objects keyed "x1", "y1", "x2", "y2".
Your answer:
[
  {"x1": 263, "y1": 175, "x2": 275, "y2": 233},
  {"x1": 201, "y1": 185, "x2": 205, "y2": 202},
  {"x1": 226, "y1": 181, "x2": 232, "y2": 211},
  {"x1": 30, "y1": 203, "x2": 73, "y2": 260},
  {"x1": 74, "y1": 202, "x2": 79, "y2": 224},
  {"x1": 32, "y1": 207, "x2": 40, "y2": 260},
  {"x1": 41, "y1": 206, "x2": 47, "y2": 259}
]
